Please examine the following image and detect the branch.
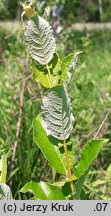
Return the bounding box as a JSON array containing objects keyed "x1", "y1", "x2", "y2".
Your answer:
[
  {"x1": 94, "y1": 109, "x2": 111, "y2": 139},
  {"x1": 11, "y1": 74, "x2": 32, "y2": 171},
  {"x1": 63, "y1": 139, "x2": 75, "y2": 199}
]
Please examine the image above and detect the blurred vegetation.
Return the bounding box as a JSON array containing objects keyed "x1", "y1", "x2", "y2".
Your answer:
[
  {"x1": 0, "y1": 0, "x2": 111, "y2": 199},
  {"x1": 0, "y1": 26, "x2": 51, "y2": 199},
  {"x1": 0, "y1": 0, "x2": 111, "y2": 22}
]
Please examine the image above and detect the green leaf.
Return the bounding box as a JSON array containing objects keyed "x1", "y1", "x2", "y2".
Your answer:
[
  {"x1": 20, "y1": 181, "x2": 46, "y2": 200},
  {"x1": 75, "y1": 139, "x2": 108, "y2": 178},
  {"x1": 0, "y1": 186, "x2": 4, "y2": 197},
  {"x1": 50, "y1": 136, "x2": 75, "y2": 171},
  {"x1": 74, "y1": 139, "x2": 108, "y2": 199},
  {"x1": 33, "y1": 115, "x2": 74, "y2": 174},
  {"x1": 61, "y1": 52, "x2": 82, "y2": 83},
  {"x1": 20, "y1": 181, "x2": 65, "y2": 200},
  {"x1": 75, "y1": 165, "x2": 91, "y2": 199},
  {"x1": 43, "y1": 7, "x2": 52, "y2": 20},
  {"x1": 32, "y1": 54, "x2": 61, "y2": 88},
  {"x1": 0, "y1": 183, "x2": 12, "y2": 200},
  {"x1": 32, "y1": 61, "x2": 50, "y2": 88},
  {"x1": 33, "y1": 115, "x2": 66, "y2": 174},
  {"x1": 0, "y1": 154, "x2": 7, "y2": 183},
  {"x1": 42, "y1": 85, "x2": 74, "y2": 140},
  {"x1": 53, "y1": 175, "x2": 77, "y2": 187},
  {"x1": 24, "y1": 12, "x2": 56, "y2": 65},
  {"x1": 53, "y1": 181, "x2": 66, "y2": 187},
  {"x1": 61, "y1": 182, "x2": 72, "y2": 200}
]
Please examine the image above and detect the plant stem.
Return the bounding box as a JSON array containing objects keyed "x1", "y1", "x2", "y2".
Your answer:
[
  {"x1": 46, "y1": 64, "x2": 53, "y2": 88},
  {"x1": 94, "y1": 109, "x2": 111, "y2": 139},
  {"x1": 52, "y1": 168, "x2": 56, "y2": 183},
  {"x1": 63, "y1": 139, "x2": 75, "y2": 199}
]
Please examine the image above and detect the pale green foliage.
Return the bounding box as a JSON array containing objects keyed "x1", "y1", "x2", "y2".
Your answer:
[
  {"x1": 22, "y1": 7, "x2": 109, "y2": 200},
  {"x1": 32, "y1": 52, "x2": 81, "y2": 88},
  {"x1": 75, "y1": 139, "x2": 108, "y2": 178},
  {"x1": 33, "y1": 115, "x2": 74, "y2": 174},
  {"x1": 20, "y1": 181, "x2": 65, "y2": 200},
  {"x1": 43, "y1": 6, "x2": 52, "y2": 20},
  {"x1": 21, "y1": 137, "x2": 108, "y2": 199},
  {"x1": 74, "y1": 139, "x2": 108, "y2": 199},
  {"x1": 61, "y1": 52, "x2": 82, "y2": 83},
  {"x1": 33, "y1": 115, "x2": 67, "y2": 174},
  {"x1": 42, "y1": 85, "x2": 74, "y2": 140},
  {"x1": 32, "y1": 54, "x2": 61, "y2": 88},
  {"x1": 0, "y1": 154, "x2": 7, "y2": 183},
  {"x1": 24, "y1": 12, "x2": 56, "y2": 65},
  {"x1": 85, "y1": 163, "x2": 111, "y2": 199},
  {"x1": 0, "y1": 183, "x2": 12, "y2": 200}
]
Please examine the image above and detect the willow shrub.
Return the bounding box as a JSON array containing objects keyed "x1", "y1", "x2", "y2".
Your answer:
[{"x1": 0, "y1": 2, "x2": 108, "y2": 200}]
